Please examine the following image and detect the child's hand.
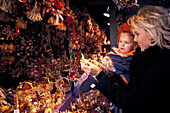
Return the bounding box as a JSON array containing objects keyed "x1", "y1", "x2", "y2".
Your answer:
[{"x1": 102, "y1": 56, "x2": 116, "y2": 72}]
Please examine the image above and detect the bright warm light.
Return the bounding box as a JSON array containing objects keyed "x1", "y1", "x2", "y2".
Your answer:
[
  {"x1": 103, "y1": 13, "x2": 110, "y2": 17},
  {"x1": 107, "y1": 23, "x2": 110, "y2": 26}
]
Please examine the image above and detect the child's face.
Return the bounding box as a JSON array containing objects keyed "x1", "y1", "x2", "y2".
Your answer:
[{"x1": 118, "y1": 32, "x2": 136, "y2": 54}]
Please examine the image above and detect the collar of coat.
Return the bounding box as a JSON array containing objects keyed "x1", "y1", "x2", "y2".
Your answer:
[{"x1": 107, "y1": 46, "x2": 136, "y2": 58}]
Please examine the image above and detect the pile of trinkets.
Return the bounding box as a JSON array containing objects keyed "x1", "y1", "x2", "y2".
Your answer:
[
  {"x1": 0, "y1": 76, "x2": 73, "y2": 113},
  {"x1": 1, "y1": 75, "x2": 115, "y2": 113},
  {"x1": 69, "y1": 90, "x2": 115, "y2": 113},
  {"x1": 45, "y1": 90, "x2": 115, "y2": 113}
]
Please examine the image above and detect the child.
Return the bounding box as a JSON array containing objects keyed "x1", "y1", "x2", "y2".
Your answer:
[
  {"x1": 80, "y1": 23, "x2": 137, "y2": 92},
  {"x1": 79, "y1": 23, "x2": 137, "y2": 113}
]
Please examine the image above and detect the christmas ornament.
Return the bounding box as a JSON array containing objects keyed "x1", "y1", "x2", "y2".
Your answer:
[{"x1": 27, "y1": 1, "x2": 43, "y2": 21}]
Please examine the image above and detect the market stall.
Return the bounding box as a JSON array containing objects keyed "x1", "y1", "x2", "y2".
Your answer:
[
  {"x1": 1, "y1": 0, "x2": 160, "y2": 112},
  {"x1": 0, "y1": 0, "x2": 110, "y2": 112}
]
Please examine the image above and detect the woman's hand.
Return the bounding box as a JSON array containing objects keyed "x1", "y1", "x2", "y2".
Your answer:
[{"x1": 80, "y1": 58, "x2": 102, "y2": 76}]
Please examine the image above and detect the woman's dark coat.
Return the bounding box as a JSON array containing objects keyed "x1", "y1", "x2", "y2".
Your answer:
[{"x1": 94, "y1": 46, "x2": 170, "y2": 113}]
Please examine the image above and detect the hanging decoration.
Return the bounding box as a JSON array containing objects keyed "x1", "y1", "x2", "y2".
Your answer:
[
  {"x1": 0, "y1": 11, "x2": 12, "y2": 22},
  {"x1": 0, "y1": 0, "x2": 106, "y2": 81},
  {"x1": 0, "y1": 0, "x2": 14, "y2": 13},
  {"x1": 16, "y1": 17, "x2": 28, "y2": 29},
  {"x1": 112, "y1": 0, "x2": 139, "y2": 10},
  {"x1": 1, "y1": 25, "x2": 20, "y2": 40},
  {"x1": 27, "y1": 1, "x2": 43, "y2": 21},
  {"x1": 0, "y1": 0, "x2": 108, "y2": 112}
]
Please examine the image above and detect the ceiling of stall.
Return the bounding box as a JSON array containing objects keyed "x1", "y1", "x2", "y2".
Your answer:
[{"x1": 69, "y1": 0, "x2": 170, "y2": 30}]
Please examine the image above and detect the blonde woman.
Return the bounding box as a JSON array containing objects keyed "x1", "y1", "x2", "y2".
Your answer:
[{"x1": 80, "y1": 6, "x2": 170, "y2": 113}]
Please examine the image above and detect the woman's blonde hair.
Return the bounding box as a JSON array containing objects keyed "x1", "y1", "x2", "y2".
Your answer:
[{"x1": 128, "y1": 5, "x2": 170, "y2": 49}]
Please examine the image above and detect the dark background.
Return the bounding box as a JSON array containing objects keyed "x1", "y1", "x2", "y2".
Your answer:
[{"x1": 70, "y1": 0, "x2": 170, "y2": 30}]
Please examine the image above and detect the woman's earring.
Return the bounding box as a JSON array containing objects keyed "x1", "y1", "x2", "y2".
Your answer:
[{"x1": 150, "y1": 38, "x2": 155, "y2": 44}]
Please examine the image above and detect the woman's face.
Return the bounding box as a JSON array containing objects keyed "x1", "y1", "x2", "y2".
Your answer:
[{"x1": 133, "y1": 27, "x2": 153, "y2": 51}]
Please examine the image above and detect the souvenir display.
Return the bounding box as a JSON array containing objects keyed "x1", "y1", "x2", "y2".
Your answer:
[
  {"x1": 13, "y1": 77, "x2": 69, "y2": 112},
  {"x1": 0, "y1": 0, "x2": 120, "y2": 112}
]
